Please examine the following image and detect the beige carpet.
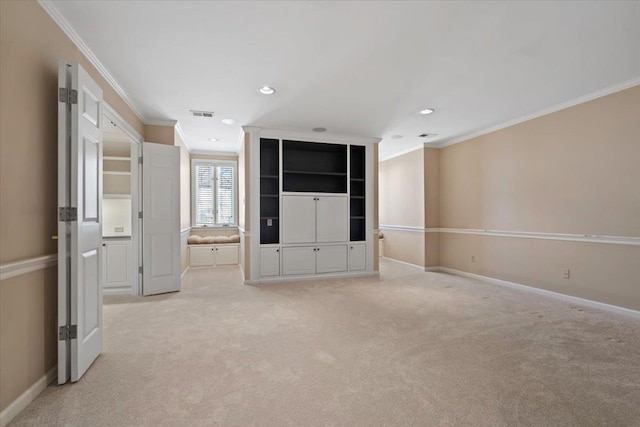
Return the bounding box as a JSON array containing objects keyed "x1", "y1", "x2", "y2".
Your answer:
[{"x1": 10, "y1": 260, "x2": 640, "y2": 426}]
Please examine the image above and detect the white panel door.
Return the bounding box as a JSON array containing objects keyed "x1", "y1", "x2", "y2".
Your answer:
[
  {"x1": 189, "y1": 246, "x2": 215, "y2": 267},
  {"x1": 142, "y1": 142, "x2": 181, "y2": 295},
  {"x1": 349, "y1": 244, "x2": 366, "y2": 271},
  {"x1": 58, "y1": 61, "x2": 104, "y2": 384},
  {"x1": 103, "y1": 240, "x2": 131, "y2": 289},
  {"x1": 282, "y1": 196, "x2": 316, "y2": 244},
  {"x1": 316, "y1": 196, "x2": 348, "y2": 243},
  {"x1": 215, "y1": 246, "x2": 239, "y2": 265},
  {"x1": 260, "y1": 247, "x2": 280, "y2": 277},
  {"x1": 282, "y1": 247, "x2": 316, "y2": 276},
  {"x1": 316, "y1": 245, "x2": 348, "y2": 274}
]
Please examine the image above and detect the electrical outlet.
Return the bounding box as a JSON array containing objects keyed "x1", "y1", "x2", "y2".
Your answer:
[
  {"x1": 471, "y1": 255, "x2": 476, "y2": 263},
  {"x1": 562, "y1": 268, "x2": 570, "y2": 279}
]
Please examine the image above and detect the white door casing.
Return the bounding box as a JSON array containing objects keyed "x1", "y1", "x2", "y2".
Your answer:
[
  {"x1": 58, "y1": 61, "x2": 104, "y2": 384},
  {"x1": 142, "y1": 142, "x2": 181, "y2": 295},
  {"x1": 316, "y1": 196, "x2": 348, "y2": 243},
  {"x1": 282, "y1": 196, "x2": 316, "y2": 243}
]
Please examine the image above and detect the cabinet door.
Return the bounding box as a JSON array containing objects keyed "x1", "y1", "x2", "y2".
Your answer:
[
  {"x1": 316, "y1": 245, "x2": 347, "y2": 274},
  {"x1": 349, "y1": 244, "x2": 366, "y2": 271},
  {"x1": 282, "y1": 196, "x2": 316, "y2": 244},
  {"x1": 215, "y1": 245, "x2": 238, "y2": 265},
  {"x1": 189, "y1": 246, "x2": 215, "y2": 266},
  {"x1": 260, "y1": 247, "x2": 280, "y2": 277},
  {"x1": 282, "y1": 247, "x2": 316, "y2": 276},
  {"x1": 103, "y1": 240, "x2": 131, "y2": 289},
  {"x1": 316, "y1": 196, "x2": 348, "y2": 243}
]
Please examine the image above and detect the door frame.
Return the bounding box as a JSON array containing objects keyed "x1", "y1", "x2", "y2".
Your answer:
[{"x1": 103, "y1": 102, "x2": 143, "y2": 295}]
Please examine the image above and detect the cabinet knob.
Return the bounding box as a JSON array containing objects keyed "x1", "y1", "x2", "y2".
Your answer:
[
  {"x1": 276, "y1": 249, "x2": 279, "y2": 252},
  {"x1": 350, "y1": 246, "x2": 353, "y2": 249},
  {"x1": 102, "y1": 243, "x2": 106, "y2": 247}
]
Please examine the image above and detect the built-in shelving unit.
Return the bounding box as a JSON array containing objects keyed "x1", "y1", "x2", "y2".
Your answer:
[
  {"x1": 282, "y1": 140, "x2": 347, "y2": 193},
  {"x1": 246, "y1": 127, "x2": 378, "y2": 283},
  {"x1": 260, "y1": 138, "x2": 279, "y2": 244},
  {"x1": 103, "y1": 141, "x2": 132, "y2": 238},
  {"x1": 350, "y1": 145, "x2": 366, "y2": 241}
]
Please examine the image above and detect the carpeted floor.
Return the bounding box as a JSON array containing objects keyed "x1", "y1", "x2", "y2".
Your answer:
[{"x1": 10, "y1": 259, "x2": 640, "y2": 426}]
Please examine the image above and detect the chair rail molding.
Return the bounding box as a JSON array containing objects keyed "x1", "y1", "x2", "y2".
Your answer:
[
  {"x1": 379, "y1": 224, "x2": 640, "y2": 246},
  {"x1": 0, "y1": 254, "x2": 58, "y2": 282}
]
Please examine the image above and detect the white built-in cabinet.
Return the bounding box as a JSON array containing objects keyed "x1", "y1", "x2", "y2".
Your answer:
[
  {"x1": 244, "y1": 127, "x2": 379, "y2": 283},
  {"x1": 282, "y1": 195, "x2": 348, "y2": 244},
  {"x1": 189, "y1": 244, "x2": 239, "y2": 267},
  {"x1": 102, "y1": 239, "x2": 132, "y2": 293}
]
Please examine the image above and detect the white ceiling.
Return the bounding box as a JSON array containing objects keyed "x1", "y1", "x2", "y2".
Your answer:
[{"x1": 49, "y1": 1, "x2": 640, "y2": 159}]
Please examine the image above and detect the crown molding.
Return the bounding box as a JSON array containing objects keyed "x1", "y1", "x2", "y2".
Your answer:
[
  {"x1": 174, "y1": 122, "x2": 192, "y2": 153},
  {"x1": 38, "y1": 0, "x2": 148, "y2": 123},
  {"x1": 437, "y1": 76, "x2": 640, "y2": 149},
  {"x1": 190, "y1": 149, "x2": 239, "y2": 157},
  {"x1": 144, "y1": 119, "x2": 177, "y2": 127}
]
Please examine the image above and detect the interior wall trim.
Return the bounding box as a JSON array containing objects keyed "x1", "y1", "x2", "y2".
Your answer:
[
  {"x1": 174, "y1": 122, "x2": 192, "y2": 153},
  {"x1": 103, "y1": 102, "x2": 143, "y2": 144},
  {"x1": 0, "y1": 254, "x2": 58, "y2": 282},
  {"x1": 433, "y1": 227, "x2": 640, "y2": 246},
  {"x1": 380, "y1": 225, "x2": 640, "y2": 246},
  {"x1": 37, "y1": 0, "x2": 147, "y2": 123},
  {"x1": 430, "y1": 266, "x2": 640, "y2": 319},
  {"x1": 180, "y1": 227, "x2": 192, "y2": 235},
  {"x1": 0, "y1": 366, "x2": 57, "y2": 427},
  {"x1": 379, "y1": 224, "x2": 425, "y2": 233}
]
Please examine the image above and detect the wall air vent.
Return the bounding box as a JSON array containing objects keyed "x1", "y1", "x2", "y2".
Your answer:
[
  {"x1": 419, "y1": 133, "x2": 438, "y2": 138},
  {"x1": 190, "y1": 110, "x2": 215, "y2": 118}
]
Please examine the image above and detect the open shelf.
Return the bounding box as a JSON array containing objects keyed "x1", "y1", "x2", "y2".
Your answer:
[
  {"x1": 104, "y1": 171, "x2": 131, "y2": 176},
  {"x1": 283, "y1": 140, "x2": 347, "y2": 193},
  {"x1": 350, "y1": 145, "x2": 366, "y2": 241},
  {"x1": 260, "y1": 138, "x2": 280, "y2": 244}
]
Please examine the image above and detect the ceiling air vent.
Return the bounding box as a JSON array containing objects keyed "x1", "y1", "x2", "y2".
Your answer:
[
  {"x1": 419, "y1": 133, "x2": 438, "y2": 138},
  {"x1": 190, "y1": 110, "x2": 214, "y2": 118}
]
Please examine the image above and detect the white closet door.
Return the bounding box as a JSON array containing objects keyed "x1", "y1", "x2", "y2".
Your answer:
[
  {"x1": 282, "y1": 196, "x2": 316, "y2": 243},
  {"x1": 316, "y1": 196, "x2": 348, "y2": 243},
  {"x1": 58, "y1": 61, "x2": 104, "y2": 384},
  {"x1": 316, "y1": 245, "x2": 347, "y2": 273},
  {"x1": 142, "y1": 142, "x2": 181, "y2": 295},
  {"x1": 282, "y1": 247, "x2": 316, "y2": 275}
]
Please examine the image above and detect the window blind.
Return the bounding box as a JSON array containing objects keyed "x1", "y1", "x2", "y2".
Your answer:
[{"x1": 194, "y1": 162, "x2": 236, "y2": 226}]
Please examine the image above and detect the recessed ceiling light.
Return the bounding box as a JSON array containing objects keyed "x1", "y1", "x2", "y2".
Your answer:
[
  {"x1": 312, "y1": 127, "x2": 327, "y2": 133},
  {"x1": 221, "y1": 118, "x2": 237, "y2": 125},
  {"x1": 419, "y1": 133, "x2": 438, "y2": 138},
  {"x1": 209, "y1": 138, "x2": 218, "y2": 142},
  {"x1": 390, "y1": 135, "x2": 403, "y2": 140},
  {"x1": 259, "y1": 86, "x2": 276, "y2": 95},
  {"x1": 420, "y1": 108, "x2": 435, "y2": 115}
]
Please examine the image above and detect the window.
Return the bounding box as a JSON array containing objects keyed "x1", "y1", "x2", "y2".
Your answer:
[{"x1": 192, "y1": 160, "x2": 237, "y2": 226}]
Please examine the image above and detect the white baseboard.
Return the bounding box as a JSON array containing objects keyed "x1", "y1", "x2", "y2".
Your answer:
[
  {"x1": 433, "y1": 266, "x2": 640, "y2": 319},
  {"x1": 0, "y1": 366, "x2": 57, "y2": 427},
  {"x1": 381, "y1": 256, "x2": 424, "y2": 270},
  {"x1": 180, "y1": 265, "x2": 190, "y2": 279}
]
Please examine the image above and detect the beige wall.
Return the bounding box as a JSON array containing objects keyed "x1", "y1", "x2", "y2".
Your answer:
[
  {"x1": 379, "y1": 149, "x2": 425, "y2": 267},
  {"x1": 378, "y1": 86, "x2": 639, "y2": 310},
  {"x1": 437, "y1": 85, "x2": 640, "y2": 311},
  {"x1": 144, "y1": 125, "x2": 174, "y2": 146},
  {"x1": 0, "y1": 1, "x2": 146, "y2": 412}
]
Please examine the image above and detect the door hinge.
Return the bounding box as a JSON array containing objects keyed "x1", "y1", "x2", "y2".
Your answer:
[
  {"x1": 138, "y1": 211, "x2": 143, "y2": 219},
  {"x1": 58, "y1": 88, "x2": 78, "y2": 105},
  {"x1": 138, "y1": 156, "x2": 143, "y2": 164},
  {"x1": 139, "y1": 266, "x2": 143, "y2": 275},
  {"x1": 58, "y1": 207, "x2": 77, "y2": 222},
  {"x1": 58, "y1": 325, "x2": 77, "y2": 341}
]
